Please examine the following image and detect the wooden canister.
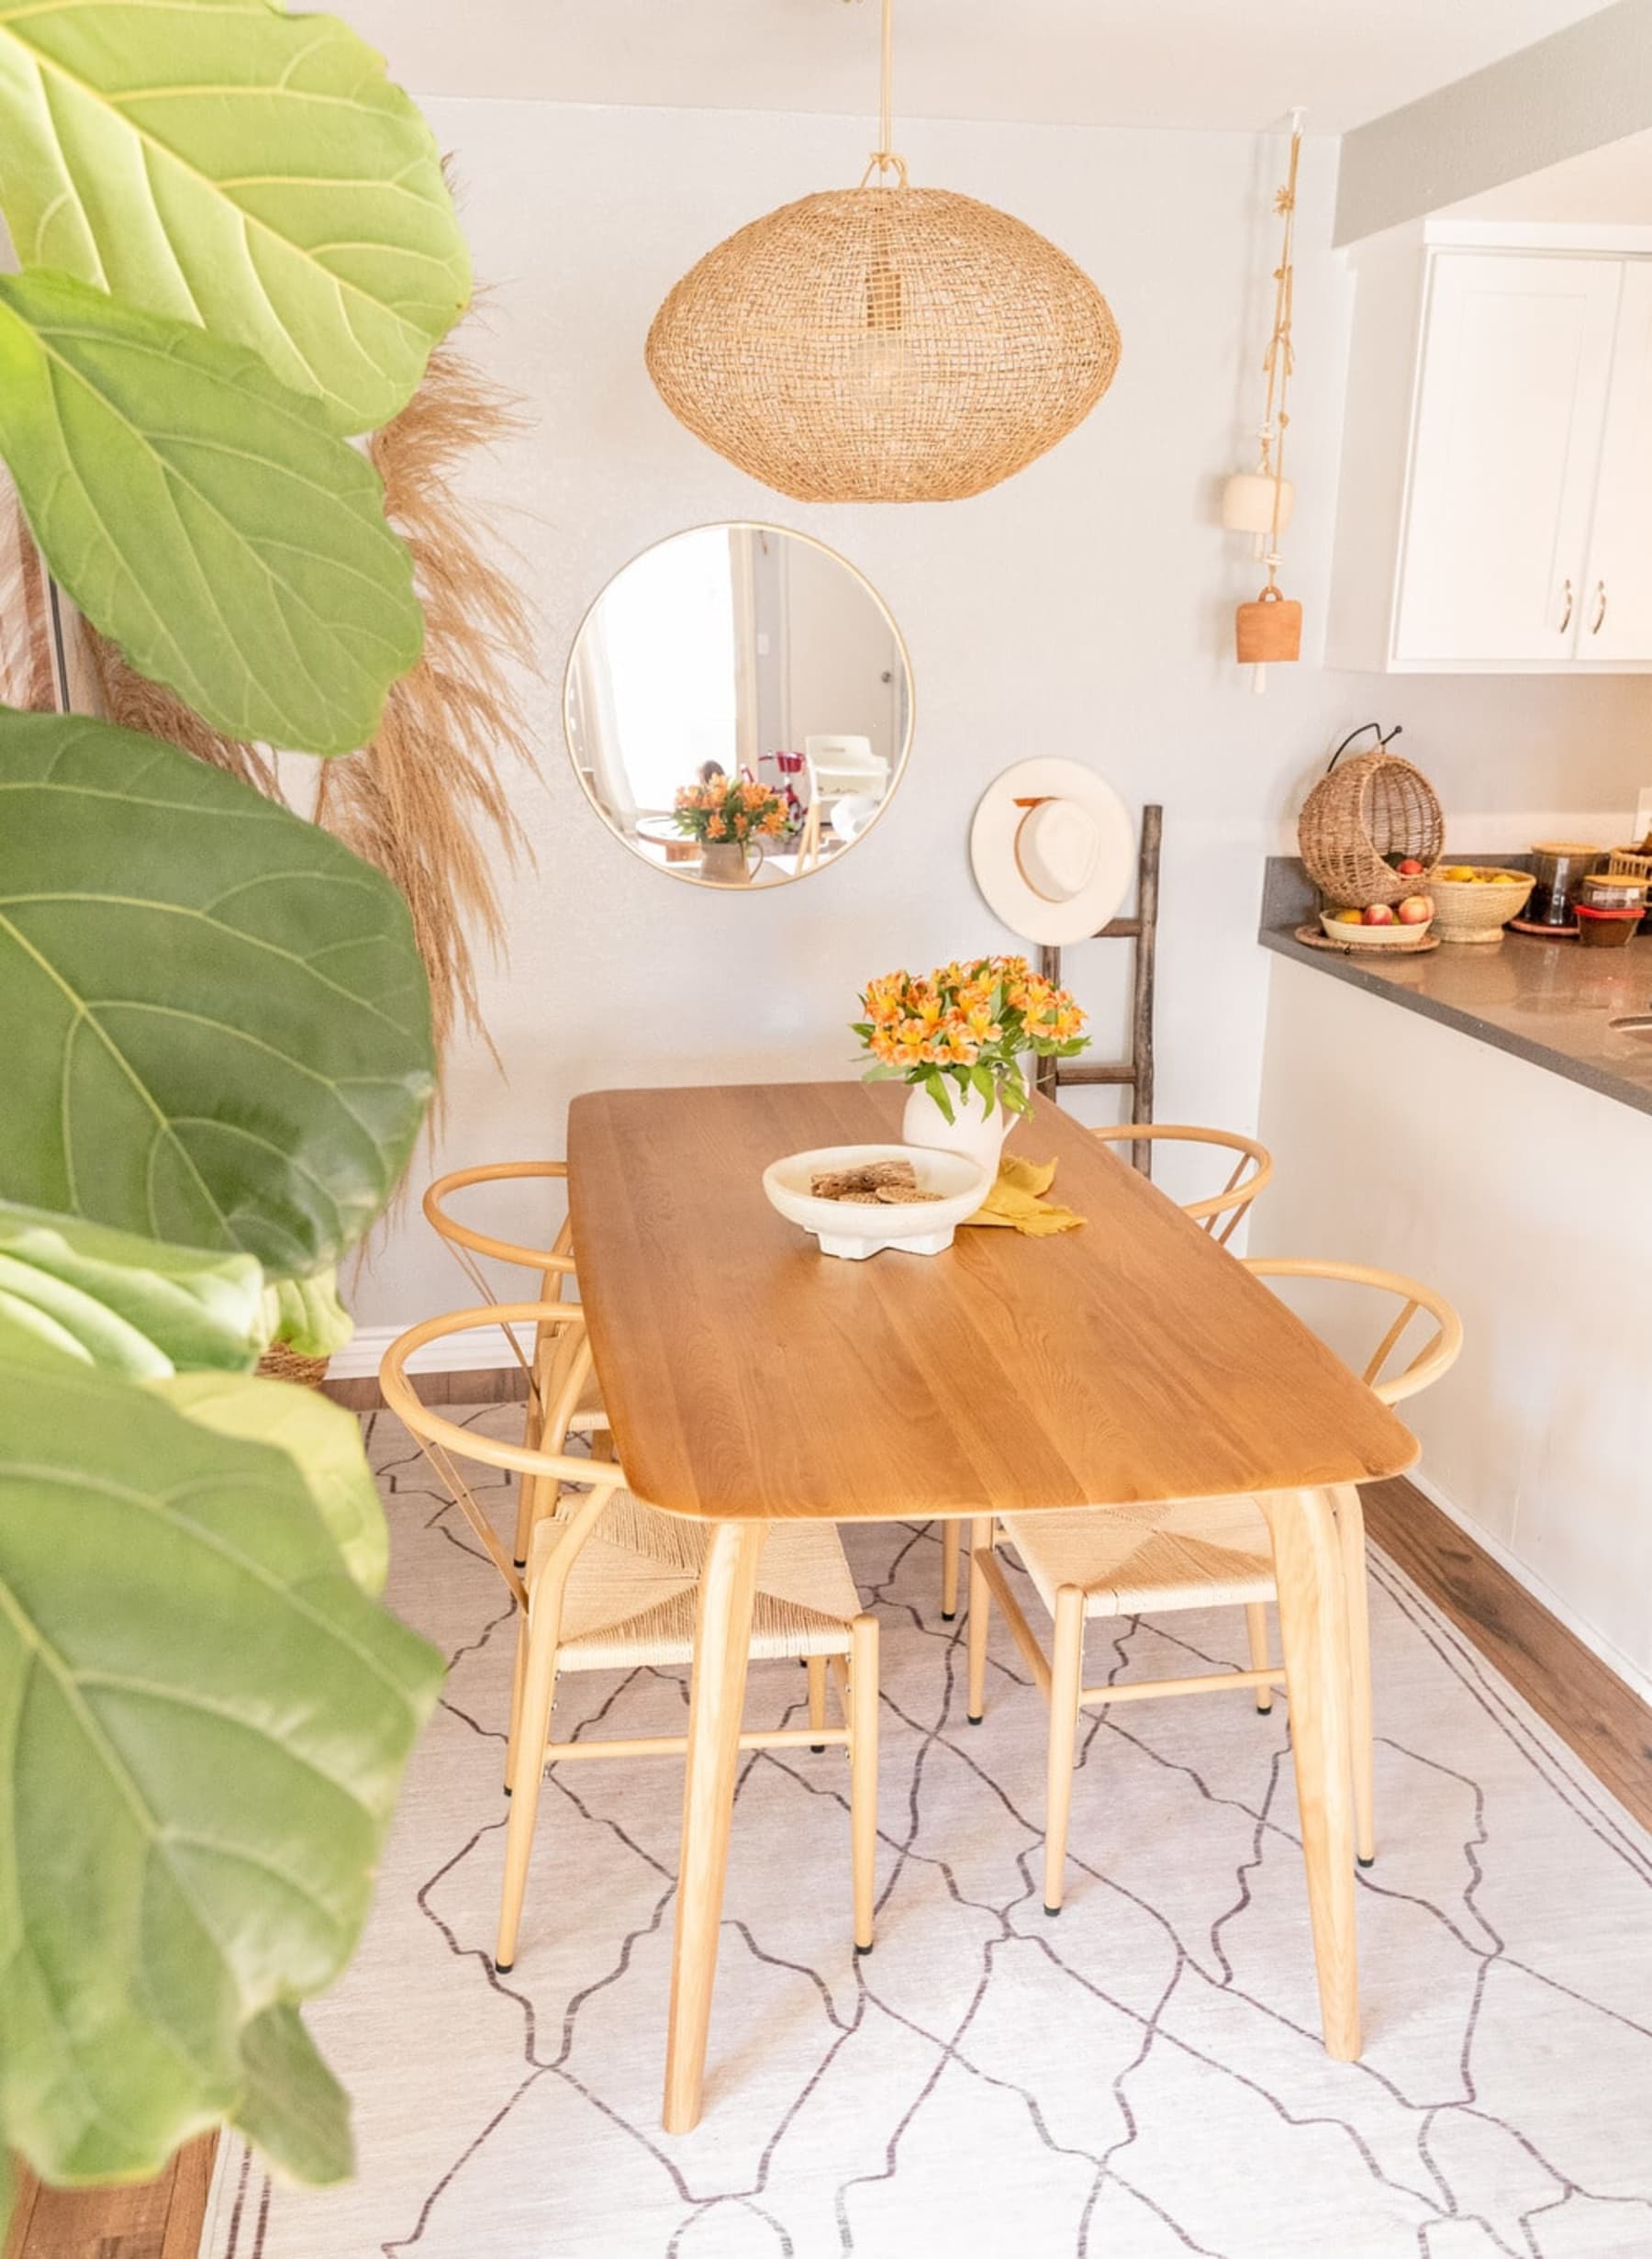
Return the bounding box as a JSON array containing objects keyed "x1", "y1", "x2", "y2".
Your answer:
[{"x1": 1235, "y1": 586, "x2": 1302, "y2": 663}]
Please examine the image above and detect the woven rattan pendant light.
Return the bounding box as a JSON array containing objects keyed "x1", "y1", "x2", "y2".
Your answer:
[{"x1": 645, "y1": 0, "x2": 1121, "y2": 503}]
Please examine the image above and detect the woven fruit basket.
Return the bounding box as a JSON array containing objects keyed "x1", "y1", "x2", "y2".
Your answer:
[
  {"x1": 1426, "y1": 866, "x2": 1535, "y2": 944},
  {"x1": 1300, "y1": 748, "x2": 1444, "y2": 911}
]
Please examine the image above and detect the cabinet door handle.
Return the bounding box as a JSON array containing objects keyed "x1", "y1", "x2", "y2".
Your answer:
[
  {"x1": 1557, "y1": 578, "x2": 1574, "y2": 633},
  {"x1": 1591, "y1": 580, "x2": 1608, "y2": 635}
]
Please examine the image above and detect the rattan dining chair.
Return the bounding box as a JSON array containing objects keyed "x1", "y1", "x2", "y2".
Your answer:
[
  {"x1": 424, "y1": 1160, "x2": 610, "y2": 1569},
  {"x1": 381, "y1": 1301, "x2": 881, "y2": 1973},
  {"x1": 965, "y1": 1258, "x2": 1461, "y2": 1914},
  {"x1": 937, "y1": 1123, "x2": 1275, "y2": 1621}
]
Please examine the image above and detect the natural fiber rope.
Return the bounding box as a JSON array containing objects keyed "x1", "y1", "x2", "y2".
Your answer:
[{"x1": 1261, "y1": 115, "x2": 1303, "y2": 597}]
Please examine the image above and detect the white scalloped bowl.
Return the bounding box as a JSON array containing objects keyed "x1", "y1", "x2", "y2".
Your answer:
[{"x1": 762, "y1": 1143, "x2": 990, "y2": 1260}]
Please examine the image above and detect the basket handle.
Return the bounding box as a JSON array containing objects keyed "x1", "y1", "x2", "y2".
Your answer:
[{"x1": 1326, "y1": 721, "x2": 1402, "y2": 775}]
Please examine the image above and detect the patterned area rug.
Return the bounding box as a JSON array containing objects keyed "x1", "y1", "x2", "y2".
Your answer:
[{"x1": 202, "y1": 1408, "x2": 1652, "y2": 2259}]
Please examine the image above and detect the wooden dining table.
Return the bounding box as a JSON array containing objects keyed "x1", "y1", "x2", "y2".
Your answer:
[{"x1": 567, "y1": 1079, "x2": 1418, "y2": 2134}]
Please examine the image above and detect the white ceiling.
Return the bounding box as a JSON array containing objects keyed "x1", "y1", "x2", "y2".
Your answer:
[{"x1": 347, "y1": 0, "x2": 1610, "y2": 136}]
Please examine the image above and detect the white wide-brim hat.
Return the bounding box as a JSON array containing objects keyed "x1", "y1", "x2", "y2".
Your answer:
[{"x1": 969, "y1": 758, "x2": 1135, "y2": 946}]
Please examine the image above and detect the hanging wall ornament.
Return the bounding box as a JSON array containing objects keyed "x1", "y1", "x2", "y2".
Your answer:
[
  {"x1": 644, "y1": 0, "x2": 1121, "y2": 503},
  {"x1": 1231, "y1": 113, "x2": 1304, "y2": 688}
]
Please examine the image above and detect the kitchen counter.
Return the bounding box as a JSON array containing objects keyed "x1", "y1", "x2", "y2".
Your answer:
[{"x1": 1259, "y1": 858, "x2": 1652, "y2": 1119}]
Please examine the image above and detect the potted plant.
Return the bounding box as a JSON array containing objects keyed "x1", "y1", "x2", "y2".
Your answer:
[
  {"x1": 0, "y1": 0, "x2": 472, "y2": 2225},
  {"x1": 674, "y1": 774, "x2": 795, "y2": 882},
  {"x1": 853, "y1": 956, "x2": 1088, "y2": 1171}
]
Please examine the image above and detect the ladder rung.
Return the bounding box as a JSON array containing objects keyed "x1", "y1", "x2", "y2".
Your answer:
[{"x1": 1056, "y1": 1062, "x2": 1136, "y2": 1087}]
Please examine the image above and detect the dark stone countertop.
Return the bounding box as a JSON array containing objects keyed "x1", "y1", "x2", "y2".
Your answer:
[{"x1": 1259, "y1": 857, "x2": 1652, "y2": 1119}]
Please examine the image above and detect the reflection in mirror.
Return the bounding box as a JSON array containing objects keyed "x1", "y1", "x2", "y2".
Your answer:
[{"x1": 565, "y1": 523, "x2": 913, "y2": 887}]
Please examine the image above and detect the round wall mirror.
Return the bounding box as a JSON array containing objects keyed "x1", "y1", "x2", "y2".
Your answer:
[{"x1": 564, "y1": 523, "x2": 913, "y2": 888}]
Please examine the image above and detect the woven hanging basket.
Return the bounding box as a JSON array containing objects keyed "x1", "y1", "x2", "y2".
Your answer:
[
  {"x1": 1298, "y1": 750, "x2": 1445, "y2": 911},
  {"x1": 646, "y1": 185, "x2": 1122, "y2": 503}
]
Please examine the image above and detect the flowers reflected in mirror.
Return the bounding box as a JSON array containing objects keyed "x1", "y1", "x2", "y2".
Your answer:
[{"x1": 673, "y1": 771, "x2": 797, "y2": 887}]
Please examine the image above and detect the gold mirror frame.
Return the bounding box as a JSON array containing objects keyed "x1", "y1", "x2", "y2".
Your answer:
[{"x1": 562, "y1": 520, "x2": 916, "y2": 891}]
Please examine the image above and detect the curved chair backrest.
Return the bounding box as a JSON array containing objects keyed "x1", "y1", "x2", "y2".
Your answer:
[
  {"x1": 1243, "y1": 1258, "x2": 1464, "y2": 1406},
  {"x1": 380, "y1": 1302, "x2": 625, "y2": 1606},
  {"x1": 423, "y1": 1160, "x2": 577, "y2": 1290},
  {"x1": 1092, "y1": 1124, "x2": 1273, "y2": 1246},
  {"x1": 423, "y1": 1162, "x2": 580, "y2": 1414}
]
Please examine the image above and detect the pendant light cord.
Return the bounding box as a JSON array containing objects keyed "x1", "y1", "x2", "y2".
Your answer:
[{"x1": 857, "y1": 0, "x2": 908, "y2": 185}]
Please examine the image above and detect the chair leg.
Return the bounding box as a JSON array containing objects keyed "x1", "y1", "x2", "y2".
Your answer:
[
  {"x1": 966, "y1": 1517, "x2": 994, "y2": 1723},
  {"x1": 941, "y1": 1519, "x2": 962, "y2": 1620},
  {"x1": 504, "y1": 1606, "x2": 530, "y2": 1795},
  {"x1": 497, "y1": 1600, "x2": 558, "y2": 1970},
  {"x1": 1043, "y1": 1586, "x2": 1086, "y2": 1916},
  {"x1": 807, "y1": 1655, "x2": 829, "y2": 1751},
  {"x1": 512, "y1": 1471, "x2": 538, "y2": 1573},
  {"x1": 1334, "y1": 1485, "x2": 1377, "y2": 1867},
  {"x1": 850, "y1": 1615, "x2": 878, "y2": 1954},
  {"x1": 1245, "y1": 1602, "x2": 1274, "y2": 1714}
]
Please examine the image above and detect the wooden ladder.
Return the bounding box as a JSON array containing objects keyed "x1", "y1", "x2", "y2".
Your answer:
[{"x1": 1033, "y1": 804, "x2": 1162, "y2": 1175}]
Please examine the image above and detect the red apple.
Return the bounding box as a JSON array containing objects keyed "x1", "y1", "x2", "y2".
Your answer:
[
  {"x1": 1397, "y1": 893, "x2": 1434, "y2": 925},
  {"x1": 1397, "y1": 857, "x2": 1424, "y2": 877},
  {"x1": 1362, "y1": 903, "x2": 1397, "y2": 926}
]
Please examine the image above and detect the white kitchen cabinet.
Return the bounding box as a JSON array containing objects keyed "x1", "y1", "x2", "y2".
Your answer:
[
  {"x1": 1327, "y1": 224, "x2": 1652, "y2": 674},
  {"x1": 1579, "y1": 260, "x2": 1652, "y2": 665}
]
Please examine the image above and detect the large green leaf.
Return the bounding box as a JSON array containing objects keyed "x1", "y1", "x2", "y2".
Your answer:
[
  {"x1": 0, "y1": 0, "x2": 470, "y2": 436},
  {"x1": 0, "y1": 711, "x2": 434, "y2": 1274},
  {"x1": 0, "y1": 1359, "x2": 442, "y2": 2185},
  {"x1": 0, "y1": 271, "x2": 423, "y2": 755},
  {"x1": 262, "y1": 1268, "x2": 354, "y2": 1359},
  {"x1": 0, "y1": 1199, "x2": 264, "y2": 1378},
  {"x1": 154, "y1": 1372, "x2": 388, "y2": 1596}
]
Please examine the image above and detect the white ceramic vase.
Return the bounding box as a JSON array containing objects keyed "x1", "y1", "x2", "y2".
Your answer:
[{"x1": 901, "y1": 1076, "x2": 1016, "y2": 1178}]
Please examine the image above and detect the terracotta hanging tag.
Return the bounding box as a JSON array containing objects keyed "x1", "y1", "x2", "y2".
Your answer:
[{"x1": 1235, "y1": 584, "x2": 1302, "y2": 664}]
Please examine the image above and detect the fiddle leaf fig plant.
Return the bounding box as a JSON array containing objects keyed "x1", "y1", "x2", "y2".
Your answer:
[
  {"x1": 0, "y1": 714, "x2": 435, "y2": 1274},
  {"x1": 0, "y1": 274, "x2": 426, "y2": 752},
  {"x1": 0, "y1": 0, "x2": 476, "y2": 2219},
  {"x1": 0, "y1": 0, "x2": 471, "y2": 437},
  {"x1": 0, "y1": 1363, "x2": 440, "y2": 2186}
]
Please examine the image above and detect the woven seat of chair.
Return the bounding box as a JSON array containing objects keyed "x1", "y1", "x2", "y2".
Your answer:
[
  {"x1": 1001, "y1": 1495, "x2": 1276, "y2": 1619},
  {"x1": 566, "y1": 1365, "x2": 607, "y2": 1434},
  {"x1": 529, "y1": 1489, "x2": 860, "y2": 1670}
]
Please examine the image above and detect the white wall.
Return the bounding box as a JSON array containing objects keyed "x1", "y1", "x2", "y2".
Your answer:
[
  {"x1": 349, "y1": 96, "x2": 1652, "y2": 1331},
  {"x1": 1254, "y1": 956, "x2": 1652, "y2": 1698}
]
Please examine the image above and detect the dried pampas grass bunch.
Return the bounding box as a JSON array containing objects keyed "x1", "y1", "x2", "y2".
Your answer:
[
  {"x1": 64, "y1": 331, "x2": 535, "y2": 1090},
  {"x1": 88, "y1": 630, "x2": 277, "y2": 798},
  {"x1": 318, "y1": 341, "x2": 534, "y2": 1067}
]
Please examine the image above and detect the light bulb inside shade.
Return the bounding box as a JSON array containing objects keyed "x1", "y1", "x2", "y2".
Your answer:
[{"x1": 854, "y1": 252, "x2": 906, "y2": 401}]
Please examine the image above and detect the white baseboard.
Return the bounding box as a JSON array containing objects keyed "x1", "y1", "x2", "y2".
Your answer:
[
  {"x1": 1403, "y1": 1465, "x2": 1652, "y2": 1710},
  {"x1": 329, "y1": 1320, "x2": 533, "y2": 1380}
]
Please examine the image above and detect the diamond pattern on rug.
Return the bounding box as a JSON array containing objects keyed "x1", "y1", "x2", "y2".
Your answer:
[{"x1": 199, "y1": 1407, "x2": 1652, "y2": 2259}]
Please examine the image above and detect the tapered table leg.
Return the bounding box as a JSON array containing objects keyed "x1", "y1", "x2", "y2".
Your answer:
[
  {"x1": 1255, "y1": 1485, "x2": 1361, "y2": 2061},
  {"x1": 663, "y1": 1517, "x2": 766, "y2": 2133}
]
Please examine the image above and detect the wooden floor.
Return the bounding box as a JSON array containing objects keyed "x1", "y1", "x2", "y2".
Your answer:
[
  {"x1": 13, "y1": 1445, "x2": 1647, "y2": 2257},
  {"x1": 6, "y1": 2138, "x2": 215, "y2": 2259},
  {"x1": 1364, "y1": 1475, "x2": 1652, "y2": 1832}
]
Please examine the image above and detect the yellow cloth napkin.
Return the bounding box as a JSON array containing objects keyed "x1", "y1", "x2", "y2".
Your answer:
[{"x1": 965, "y1": 1153, "x2": 1086, "y2": 1236}]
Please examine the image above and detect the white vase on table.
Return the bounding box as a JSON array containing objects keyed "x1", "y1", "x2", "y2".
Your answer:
[{"x1": 901, "y1": 1075, "x2": 1017, "y2": 1178}]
